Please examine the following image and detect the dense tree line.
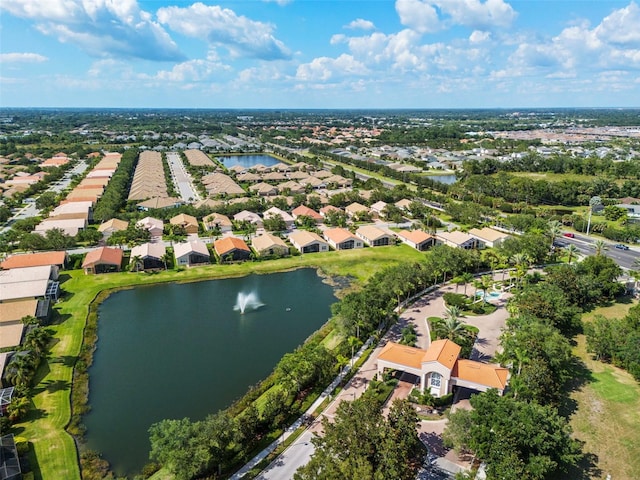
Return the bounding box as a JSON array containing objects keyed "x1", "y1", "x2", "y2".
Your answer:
[
  {"x1": 444, "y1": 253, "x2": 623, "y2": 478},
  {"x1": 295, "y1": 397, "x2": 423, "y2": 480},
  {"x1": 93, "y1": 149, "x2": 139, "y2": 222},
  {"x1": 585, "y1": 303, "x2": 640, "y2": 381}
]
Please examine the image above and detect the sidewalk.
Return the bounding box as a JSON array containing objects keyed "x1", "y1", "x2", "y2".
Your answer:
[{"x1": 229, "y1": 338, "x2": 374, "y2": 480}]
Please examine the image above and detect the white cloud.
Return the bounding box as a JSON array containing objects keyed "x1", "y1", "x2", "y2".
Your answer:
[
  {"x1": 469, "y1": 30, "x2": 491, "y2": 43},
  {"x1": 0, "y1": 52, "x2": 48, "y2": 63},
  {"x1": 395, "y1": 0, "x2": 440, "y2": 34},
  {"x1": 395, "y1": 0, "x2": 515, "y2": 33},
  {"x1": 435, "y1": 0, "x2": 517, "y2": 29},
  {"x1": 296, "y1": 54, "x2": 368, "y2": 81},
  {"x1": 157, "y1": 3, "x2": 291, "y2": 60},
  {"x1": 345, "y1": 19, "x2": 376, "y2": 30},
  {"x1": 595, "y1": 2, "x2": 640, "y2": 46},
  {"x1": 0, "y1": 0, "x2": 184, "y2": 61},
  {"x1": 500, "y1": 3, "x2": 640, "y2": 79}
]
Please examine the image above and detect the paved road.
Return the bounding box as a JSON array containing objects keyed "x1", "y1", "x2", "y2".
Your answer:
[
  {"x1": 166, "y1": 151, "x2": 201, "y2": 202},
  {"x1": 0, "y1": 160, "x2": 88, "y2": 234},
  {"x1": 556, "y1": 232, "x2": 640, "y2": 270}
]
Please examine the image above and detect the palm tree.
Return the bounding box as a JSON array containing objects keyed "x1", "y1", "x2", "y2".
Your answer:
[
  {"x1": 6, "y1": 396, "x2": 30, "y2": 422},
  {"x1": 510, "y1": 253, "x2": 530, "y2": 287},
  {"x1": 547, "y1": 220, "x2": 563, "y2": 251},
  {"x1": 594, "y1": 239, "x2": 607, "y2": 256},
  {"x1": 461, "y1": 272, "x2": 474, "y2": 296},
  {"x1": 480, "y1": 274, "x2": 494, "y2": 304},
  {"x1": 444, "y1": 305, "x2": 462, "y2": 323},
  {"x1": 23, "y1": 328, "x2": 51, "y2": 357},
  {"x1": 433, "y1": 315, "x2": 469, "y2": 343},
  {"x1": 161, "y1": 252, "x2": 171, "y2": 270},
  {"x1": 131, "y1": 255, "x2": 143, "y2": 272},
  {"x1": 566, "y1": 244, "x2": 579, "y2": 265},
  {"x1": 5, "y1": 355, "x2": 36, "y2": 388}
]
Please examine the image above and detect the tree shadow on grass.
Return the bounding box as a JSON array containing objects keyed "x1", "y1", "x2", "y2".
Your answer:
[
  {"x1": 49, "y1": 355, "x2": 77, "y2": 368},
  {"x1": 559, "y1": 356, "x2": 595, "y2": 418},
  {"x1": 32, "y1": 379, "x2": 71, "y2": 395},
  {"x1": 550, "y1": 449, "x2": 601, "y2": 480}
]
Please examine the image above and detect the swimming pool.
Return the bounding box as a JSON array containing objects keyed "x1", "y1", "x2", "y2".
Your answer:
[{"x1": 476, "y1": 290, "x2": 501, "y2": 299}]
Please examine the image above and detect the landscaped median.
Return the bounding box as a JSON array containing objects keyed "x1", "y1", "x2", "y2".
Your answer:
[{"x1": 14, "y1": 245, "x2": 424, "y2": 479}]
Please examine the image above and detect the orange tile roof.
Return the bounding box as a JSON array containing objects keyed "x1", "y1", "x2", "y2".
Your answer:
[
  {"x1": 292, "y1": 205, "x2": 322, "y2": 220},
  {"x1": 324, "y1": 227, "x2": 356, "y2": 243},
  {"x1": 1, "y1": 251, "x2": 67, "y2": 269},
  {"x1": 398, "y1": 229, "x2": 434, "y2": 244},
  {"x1": 423, "y1": 339, "x2": 461, "y2": 370},
  {"x1": 378, "y1": 342, "x2": 427, "y2": 370},
  {"x1": 82, "y1": 247, "x2": 123, "y2": 268},
  {"x1": 214, "y1": 237, "x2": 250, "y2": 256},
  {"x1": 452, "y1": 360, "x2": 509, "y2": 390}
]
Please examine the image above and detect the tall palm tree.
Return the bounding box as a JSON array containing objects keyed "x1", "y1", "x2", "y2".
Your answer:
[
  {"x1": 480, "y1": 274, "x2": 494, "y2": 304},
  {"x1": 566, "y1": 244, "x2": 579, "y2": 265},
  {"x1": 6, "y1": 355, "x2": 36, "y2": 388},
  {"x1": 547, "y1": 220, "x2": 563, "y2": 251},
  {"x1": 594, "y1": 239, "x2": 607, "y2": 256},
  {"x1": 161, "y1": 252, "x2": 171, "y2": 270},
  {"x1": 510, "y1": 253, "x2": 530, "y2": 287},
  {"x1": 462, "y1": 272, "x2": 474, "y2": 296}
]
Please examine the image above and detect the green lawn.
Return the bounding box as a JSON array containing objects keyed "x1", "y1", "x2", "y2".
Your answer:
[
  {"x1": 15, "y1": 245, "x2": 423, "y2": 480},
  {"x1": 570, "y1": 301, "x2": 640, "y2": 480}
]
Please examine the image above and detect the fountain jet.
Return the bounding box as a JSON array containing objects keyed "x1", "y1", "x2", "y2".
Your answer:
[{"x1": 234, "y1": 291, "x2": 264, "y2": 314}]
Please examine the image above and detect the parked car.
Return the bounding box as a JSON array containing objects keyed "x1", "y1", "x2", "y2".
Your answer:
[
  {"x1": 562, "y1": 232, "x2": 575, "y2": 238},
  {"x1": 614, "y1": 244, "x2": 629, "y2": 250}
]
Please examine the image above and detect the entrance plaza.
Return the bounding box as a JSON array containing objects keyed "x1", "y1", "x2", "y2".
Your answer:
[{"x1": 318, "y1": 278, "x2": 512, "y2": 474}]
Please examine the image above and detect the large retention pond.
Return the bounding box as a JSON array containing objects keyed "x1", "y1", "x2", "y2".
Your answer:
[
  {"x1": 83, "y1": 269, "x2": 337, "y2": 476},
  {"x1": 219, "y1": 154, "x2": 280, "y2": 169}
]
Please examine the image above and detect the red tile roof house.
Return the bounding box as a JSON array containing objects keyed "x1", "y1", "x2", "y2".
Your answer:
[
  {"x1": 0, "y1": 251, "x2": 67, "y2": 270},
  {"x1": 174, "y1": 240, "x2": 210, "y2": 267},
  {"x1": 323, "y1": 227, "x2": 363, "y2": 250},
  {"x1": 291, "y1": 205, "x2": 323, "y2": 223},
  {"x1": 319, "y1": 205, "x2": 343, "y2": 218},
  {"x1": 377, "y1": 340, "x2": 509, "y2": 397},
  {"x1": 396, "y1": 229, "x2": 437, "y2": 251},
  {"x1": 355, "y1": 225, "x2": 394, "y2": 247},
  {"x1": 288, "y1": 230, "x2": 329, "y2": 254},
  {"x1": 82, "y1": 247, "x2": 124, "y2": 274},
  {"x1": 214, "y1": 237, "x2": 251, "y2": 262}
]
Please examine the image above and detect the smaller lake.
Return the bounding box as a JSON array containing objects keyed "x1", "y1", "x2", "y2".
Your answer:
[
  {"x1": 219, "y1": 154, "x2": 280, "y2": 169},
  {"x1": 84, "y1": 269, "x2": 337, "y2": 476}
]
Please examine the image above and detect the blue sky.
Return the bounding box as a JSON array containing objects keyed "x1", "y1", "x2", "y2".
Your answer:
[{"x1": 1, "y1": 0, "x2": 639, "y2": 108}]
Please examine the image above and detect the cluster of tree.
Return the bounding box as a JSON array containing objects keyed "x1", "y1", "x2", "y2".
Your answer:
[
  {"x1": 2, "y1": 320, "x2": 52, "y2": 425},
  {"x1": 457, "y1": 171, "x2": 624, "y2": 207},
  {"x1": 295, "y1": 397, "x2": 424, "y2": 480},
  {"x1": 464, "y1": 152, "x2": 640, "y2": 179},
  {"x1": 585, "y1": 303, "x2": 640, "y2": 381},
  {"x1": 93, "y1": 149, "x2": 139, "y2": 222},
  {"x1": 445, "y1": 252, "x2": 625, "y2": 478}
]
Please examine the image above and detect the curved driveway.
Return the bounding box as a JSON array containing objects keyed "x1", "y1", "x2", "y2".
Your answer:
[{"x1": 254, "y1": 278, "x2": 511, "y2": 479}]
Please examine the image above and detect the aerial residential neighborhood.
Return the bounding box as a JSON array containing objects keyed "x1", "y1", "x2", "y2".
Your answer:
[{"x1": 0, "y1": 109, "x2": 639, "y2": 480}]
